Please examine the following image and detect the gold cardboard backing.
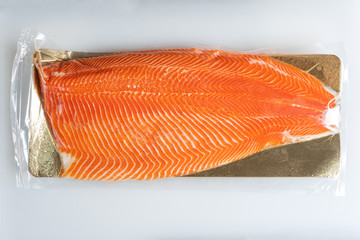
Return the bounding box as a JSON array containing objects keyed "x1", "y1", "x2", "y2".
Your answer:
[{"x1": 29, "y1": 50, "x2": 341, "y2": 178}]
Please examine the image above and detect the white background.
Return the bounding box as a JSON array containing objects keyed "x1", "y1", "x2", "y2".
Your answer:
[{"x1": 1, "y1": 0, "x2": 360, "y2": 239}]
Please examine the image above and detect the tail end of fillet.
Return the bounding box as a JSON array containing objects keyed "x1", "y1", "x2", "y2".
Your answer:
[{"x1": 324, "y1": 103, "x2": 340, "y2": 134}]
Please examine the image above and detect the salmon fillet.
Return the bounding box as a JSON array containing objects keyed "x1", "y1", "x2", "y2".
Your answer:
[{"x1": 35, "y1": 48, "x2": 339, "y2": 180}]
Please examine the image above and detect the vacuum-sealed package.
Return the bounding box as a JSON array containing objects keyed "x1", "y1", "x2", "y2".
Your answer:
[{"x1": 11, "y1": 29, "x2": 346, "y2": 194}]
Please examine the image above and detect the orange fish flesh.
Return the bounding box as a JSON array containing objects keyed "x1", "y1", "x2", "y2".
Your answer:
[{"x1": 35, "y1": 48, "x2": 339, "y2": 180}]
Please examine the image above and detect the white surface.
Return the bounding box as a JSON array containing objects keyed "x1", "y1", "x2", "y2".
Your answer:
[{"x1": 1, "y1": 0, "x2": 360, "y2": 239}]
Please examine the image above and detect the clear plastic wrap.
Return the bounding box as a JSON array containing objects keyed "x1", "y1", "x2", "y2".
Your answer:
[{"x1": 10, "y1": 28, "x2": 347, "y2": 194}]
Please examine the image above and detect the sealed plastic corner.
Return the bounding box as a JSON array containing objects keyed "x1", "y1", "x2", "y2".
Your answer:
[
  {"x1": 10, "y1": 28, "x2": 347, "y2": 195},
  {"x1": 10, "y1": 29, "x2": 45, "y2": 188}
]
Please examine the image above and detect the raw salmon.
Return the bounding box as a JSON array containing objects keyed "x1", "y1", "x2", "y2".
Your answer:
[{"x1": 35, "y1": 48, "x2": 339, "y2": 180}]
